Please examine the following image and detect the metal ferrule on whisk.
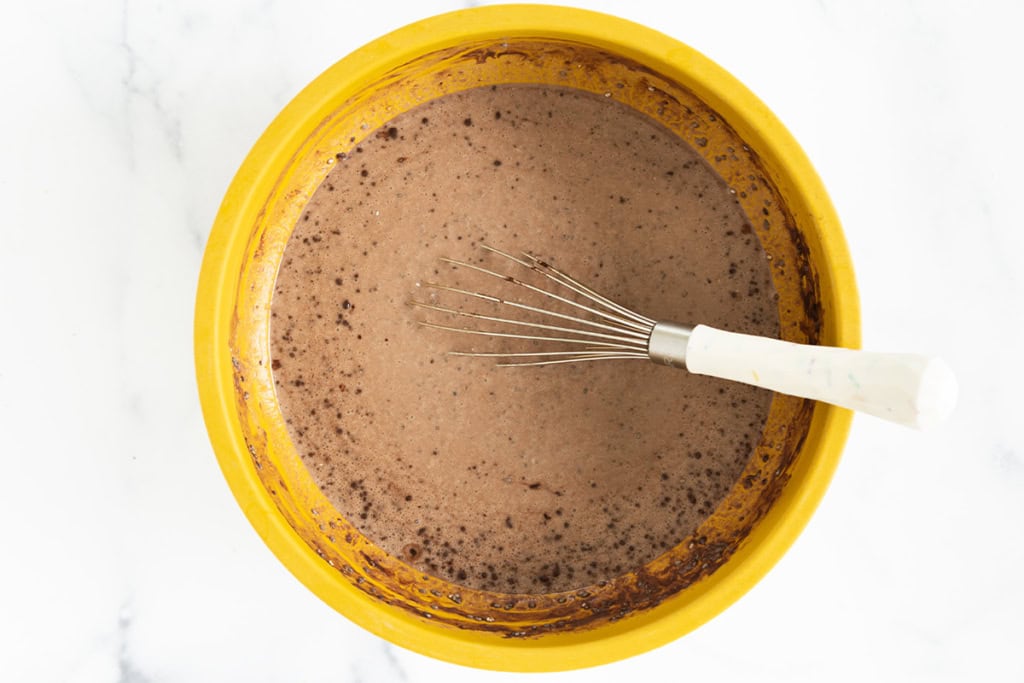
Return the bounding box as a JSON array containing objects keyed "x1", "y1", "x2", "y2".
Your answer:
[{"x1": 647, "y1": 322, "x2": 693, "y2": 369}]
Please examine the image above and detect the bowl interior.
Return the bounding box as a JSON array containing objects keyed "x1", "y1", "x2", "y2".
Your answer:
[{"x1": 197, "y1": 7, "x2": 857, "y2": 672}]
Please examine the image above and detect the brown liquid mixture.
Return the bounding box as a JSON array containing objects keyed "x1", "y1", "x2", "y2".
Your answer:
[{"x1": 270, "y1": 85, "x2": 779, "y2": 593}]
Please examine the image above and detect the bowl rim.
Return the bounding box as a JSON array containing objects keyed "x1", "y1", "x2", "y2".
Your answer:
[{"x1": 195, "y1": 3, "x2": 859, "y2": 671}]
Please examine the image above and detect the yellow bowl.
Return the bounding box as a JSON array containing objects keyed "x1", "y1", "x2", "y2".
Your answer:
[{"x1": 195, "y1": 4, "x2": 858, "y2": 671}]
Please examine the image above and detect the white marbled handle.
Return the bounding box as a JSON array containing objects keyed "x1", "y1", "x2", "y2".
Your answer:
[{"x1": 684, "y1": 325, "x2": 957, "y2": 429}]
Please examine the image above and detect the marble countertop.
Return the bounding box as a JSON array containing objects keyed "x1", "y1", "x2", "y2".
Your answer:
[{"x1": 2, "y1": 1, "x2": 1021, "y2": 681}]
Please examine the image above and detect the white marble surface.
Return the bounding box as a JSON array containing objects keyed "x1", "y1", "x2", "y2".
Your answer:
[{"x1": 1, "y1": 1, "x2": 1021, "y2": 680}]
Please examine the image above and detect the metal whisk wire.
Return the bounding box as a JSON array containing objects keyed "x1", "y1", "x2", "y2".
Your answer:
[{"x1": 410, "y1": 244, "x2": 656, "y2": 366}]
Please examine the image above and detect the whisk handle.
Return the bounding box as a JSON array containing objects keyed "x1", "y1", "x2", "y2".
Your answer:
[{"x1": 683, "y1": 325, "x2": 957, "y2": 429}]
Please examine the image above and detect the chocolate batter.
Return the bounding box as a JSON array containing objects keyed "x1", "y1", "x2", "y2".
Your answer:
[{"x1": 270, "y1": 85, "x2": 779, "y2": 593}]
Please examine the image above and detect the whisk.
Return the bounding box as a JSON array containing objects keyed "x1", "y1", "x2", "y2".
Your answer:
[{"x1": 411, "y1": 245, "x2": 957, "y2": 429}]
